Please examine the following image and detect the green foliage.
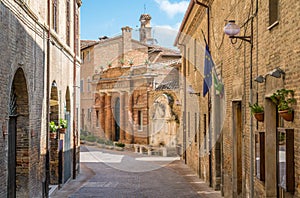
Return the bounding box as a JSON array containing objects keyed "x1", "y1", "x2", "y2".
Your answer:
[
  {"x1": 119, "y1": 59, "x2": 125, "y2": 65},
  {"x1": 80, "y1": 134, "x2": 86, "y2": 140},
  {"x1": 249, "y1": 102, "x2": 264, "y2": 114},
  {"x1": 144, "y1": 59, "x2": 150, "y2": 65},
  {"x1": 97, "y1": 138, "x2": 106, "y2": 144},
  {"x1": 270, "y1": 89, "x2": 296, "y2": 112},
  {"x1": 59, "y1": 118, "x2": 68, "y2": 128},
  {"x1": 115, "y1": 142, "x2": 125, "y2": 148},
  {"x1": 105, "y1": 140, "x2": 114, "y2": 146},
  {"x1": 49, "y1": 121, "x2": 58, "y2": 132},
  {"x1": 85, "y1": 135, "x2": 97, "y2": 142},
  {"x1": 128, "y1": 59, "x2": 134, "y2": 65}
]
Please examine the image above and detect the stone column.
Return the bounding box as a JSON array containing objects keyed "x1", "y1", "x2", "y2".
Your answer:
[
  {"x1": 99, "y1": 92, "x2": 106, "y2": 138},
  {"x1": 126, "y1": 92, "x2": 133, "y2": 143},
  {"x1": 120, "y1": 92, "x2": 125, "y2": 141},
  {"x1": 105, "y1": 93, "x2": 112, "y2": 140}
]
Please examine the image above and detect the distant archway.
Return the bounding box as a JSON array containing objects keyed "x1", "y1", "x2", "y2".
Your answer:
[{"x1": 8, "y1": 68, "x2": 29, "y2": 197}]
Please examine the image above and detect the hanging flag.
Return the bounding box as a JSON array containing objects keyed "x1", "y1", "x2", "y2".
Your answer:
[
  {"x1": 203, "y1": 45, "x2": 213, "y2": 96},
  {"x1": 213, "y1": 72, "x2": 224, "y2": 98},
  {"x1": 202, "y1": 44, "x2": 224, "y2": 97}
]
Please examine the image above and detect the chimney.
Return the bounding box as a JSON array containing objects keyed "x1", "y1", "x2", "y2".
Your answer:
[
  {"x1": 139, "y1": 14, "x2": 152, "y2": 43},
  {"x1": 122, "y1": 26, "x2": 132, "y2": 57}
]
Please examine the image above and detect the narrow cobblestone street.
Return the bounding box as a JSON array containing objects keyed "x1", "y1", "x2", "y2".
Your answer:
[{"x1": 51, "y1": 145, "x2": 221, "y2": 198}]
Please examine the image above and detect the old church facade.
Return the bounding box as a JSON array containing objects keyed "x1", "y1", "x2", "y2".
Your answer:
[{"x1": 81, "y1": 14, "x2": 182, "y2": 147}]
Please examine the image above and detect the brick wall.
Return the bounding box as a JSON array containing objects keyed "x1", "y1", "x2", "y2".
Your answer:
[
  {"x1": 0, "y1": 0, "x2": 80, "y2": 196},
  {"x1": 178, "y1": 0, "x2": 300, "y2": 197},
  {"x1": 0, "y1": 1, "x2": 45, "y2": 196}
]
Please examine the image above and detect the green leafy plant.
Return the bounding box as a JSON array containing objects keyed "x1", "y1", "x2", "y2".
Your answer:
[
  {"x1": 85, "y1": 135, "x2": 97, "y2": 142},
  {"x1": 105, "y1": 140, "x2": 114, "y2": 146},
  {"x1": 59, "y1": 118, "x2": 68, "y2": 129},
  {"x1": 249, "y1": 102, "x2": 264, "y2": 114},
  {"x1": 115, "y1": 142, "x2": 125, "y2": 148},
  {"x1": 270, "y1": 89, "x2": 296, "y2": 112},
  {"x1": 119, "y1": 59, "x2": 125, "y2": 65},
  {"x1": 49, "y1": 121, "x2": 58, "y2": 133},
  {"x1": 107, "y1": 62, "x2": 112, "y2": 67},
  {"x1": 97, "y1": 138, "x2": 106, "y2": 144},
  {"x1": 128, "y1": 59, "x2": 134, "y2": 66},
  {"x1": 144, "y1": 59, "x2": 150, "y2": 66}
]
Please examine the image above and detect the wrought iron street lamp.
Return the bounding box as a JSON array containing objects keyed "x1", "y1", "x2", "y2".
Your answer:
[{"x1": 224, "y1": 20, "x2": 252, "y2": 44}]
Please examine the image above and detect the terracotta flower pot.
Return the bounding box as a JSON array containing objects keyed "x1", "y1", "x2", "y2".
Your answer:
[
  {"x1": 254, "y1": 112, "x2": 264, "y2": 122},
  {"x1": 278, "y1": 110, "x2": 294, "y2": 122},
  {"x1": 59, "y1": 128, "x2": 66, "y2": 134},
  {"x1": 50, "y1": 132, "x2": 56, "y2": 139}
]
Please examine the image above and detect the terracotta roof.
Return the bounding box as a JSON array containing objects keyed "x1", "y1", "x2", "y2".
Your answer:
[{"x1": 81, "y1": 40, "x2": 98, "y2": 50}]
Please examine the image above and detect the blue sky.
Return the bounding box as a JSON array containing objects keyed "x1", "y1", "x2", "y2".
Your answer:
[{"x1": 80, "y1": 0, "x2": 189, "y2": 48}]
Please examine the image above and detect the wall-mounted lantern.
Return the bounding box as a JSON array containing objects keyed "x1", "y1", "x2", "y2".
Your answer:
[{"x1": 224, "y1": 20, "x2": 252, "y2": 44}]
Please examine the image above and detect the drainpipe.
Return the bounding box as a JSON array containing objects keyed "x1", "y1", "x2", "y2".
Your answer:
[
  {"x1": 249, "y1": 0, "x2": 258, "y2": 196},
  {"x1": 72, "y1": 0, "x2": 78, "y2": 180},
  {"x1": 249, "y1": 12, "x2": 254, "y2": 198},
  {"x1": 182, "y1": 44, "x2": 187, "y2": 164},
  {"x1": 45, "y1": 0, "x2": 51, "y2": 197}
]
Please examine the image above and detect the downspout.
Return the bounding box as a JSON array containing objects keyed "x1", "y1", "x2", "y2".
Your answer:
[
  {"x1": 250, "y1": 0, "x2": 258, "y2": 196},
  {"x1": 249, "y1": 0, "x2": 258, "y2": 198},
  {"x1": 72, "y1": 0, "x2": 78, "y2": 179},
  {"x1": 45, "y1": 0, "x2": 51, "y2": 197},
  {"x1": 182, "y1": 44, "x2": 187, "y2": 164}
]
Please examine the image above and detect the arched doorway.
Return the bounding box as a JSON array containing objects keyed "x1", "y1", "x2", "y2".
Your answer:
[
  {"x1": 8, "y1": 68, "x2": 29, "y2": 197},
  {"x1": 50, "y1": 80, "x2": 59, "y2": 184},
  {"x1": 114, "y1": 98, "x2": 120, "y2": 141}
]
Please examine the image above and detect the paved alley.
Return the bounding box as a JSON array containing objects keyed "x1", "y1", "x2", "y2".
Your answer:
[{"x1": 51, "y1": 145, "x2": 221, "y2": 198}]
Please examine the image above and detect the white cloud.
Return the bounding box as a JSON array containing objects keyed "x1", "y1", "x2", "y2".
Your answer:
[
  {"x1": 152, "y1": 25, "x2": 179, "y2": 48},
  {"x1": 154, "y1": 0, "x2": 189, "y2": 18}
]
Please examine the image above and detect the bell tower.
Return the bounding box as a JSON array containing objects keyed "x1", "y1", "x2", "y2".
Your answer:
[{"x1": 139, "y1": 14, "x2": 152, "y2": 44}]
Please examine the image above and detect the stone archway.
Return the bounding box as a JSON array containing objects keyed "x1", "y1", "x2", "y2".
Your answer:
[
  {"x1": 8, "y1": 68, "x2": 29, "y2": 197},
  {"x1": 50, "y1": 81, "x2": 59, "y2": 124},
  {"x1": 50, "y1": 80, "x2": 59, "y2": 184}
]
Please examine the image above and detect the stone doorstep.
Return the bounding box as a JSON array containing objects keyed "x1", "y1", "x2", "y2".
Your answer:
[{"x1": 49, "y1": 185, "x2": 58, "y2": 196}]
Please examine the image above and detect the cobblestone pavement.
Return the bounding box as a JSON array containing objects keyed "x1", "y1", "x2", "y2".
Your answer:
[{"x1": 51, "y1": 145, "x2": 222, "y2": 198}]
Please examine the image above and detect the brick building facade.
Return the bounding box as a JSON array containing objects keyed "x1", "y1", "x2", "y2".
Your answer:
[
  {"x1": 0, "y1": 0, "x2": 81, "y2": 197},
  {"x1": 176, "y1": 0, "x2": 300, "y2": 197},
  {"x1": 81, "y1": 14, "x2": 182, "y2": 147}
]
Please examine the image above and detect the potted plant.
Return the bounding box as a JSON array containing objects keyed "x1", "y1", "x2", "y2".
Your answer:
[
  {"x1": 107, "y1": 62, "x2": 112, "y2": 68},
  {"x1": 49, "y1": 121, "x2": 58, "y2": 138},
  {"x1": 128, "y1": 59, "x2": 134, "y2": 66},
  {"x1": 114, "y1": 142, "x2": 125, "y2": 151},
  {"x1": 270, "y1": 88, "x2": 296, "y2": 121},
  {"x1": 59, "y1": 118, "x2": 68, "y2": 133},
  {"x1": 144, "y1": 59, "x2": 150, "y2": 66},
  {"x1": 119, "y1": 59, "x2": 125, "y2": 66},
  {"x1": 249, "y1": 102, "x2": 264, "y2": 122}
]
